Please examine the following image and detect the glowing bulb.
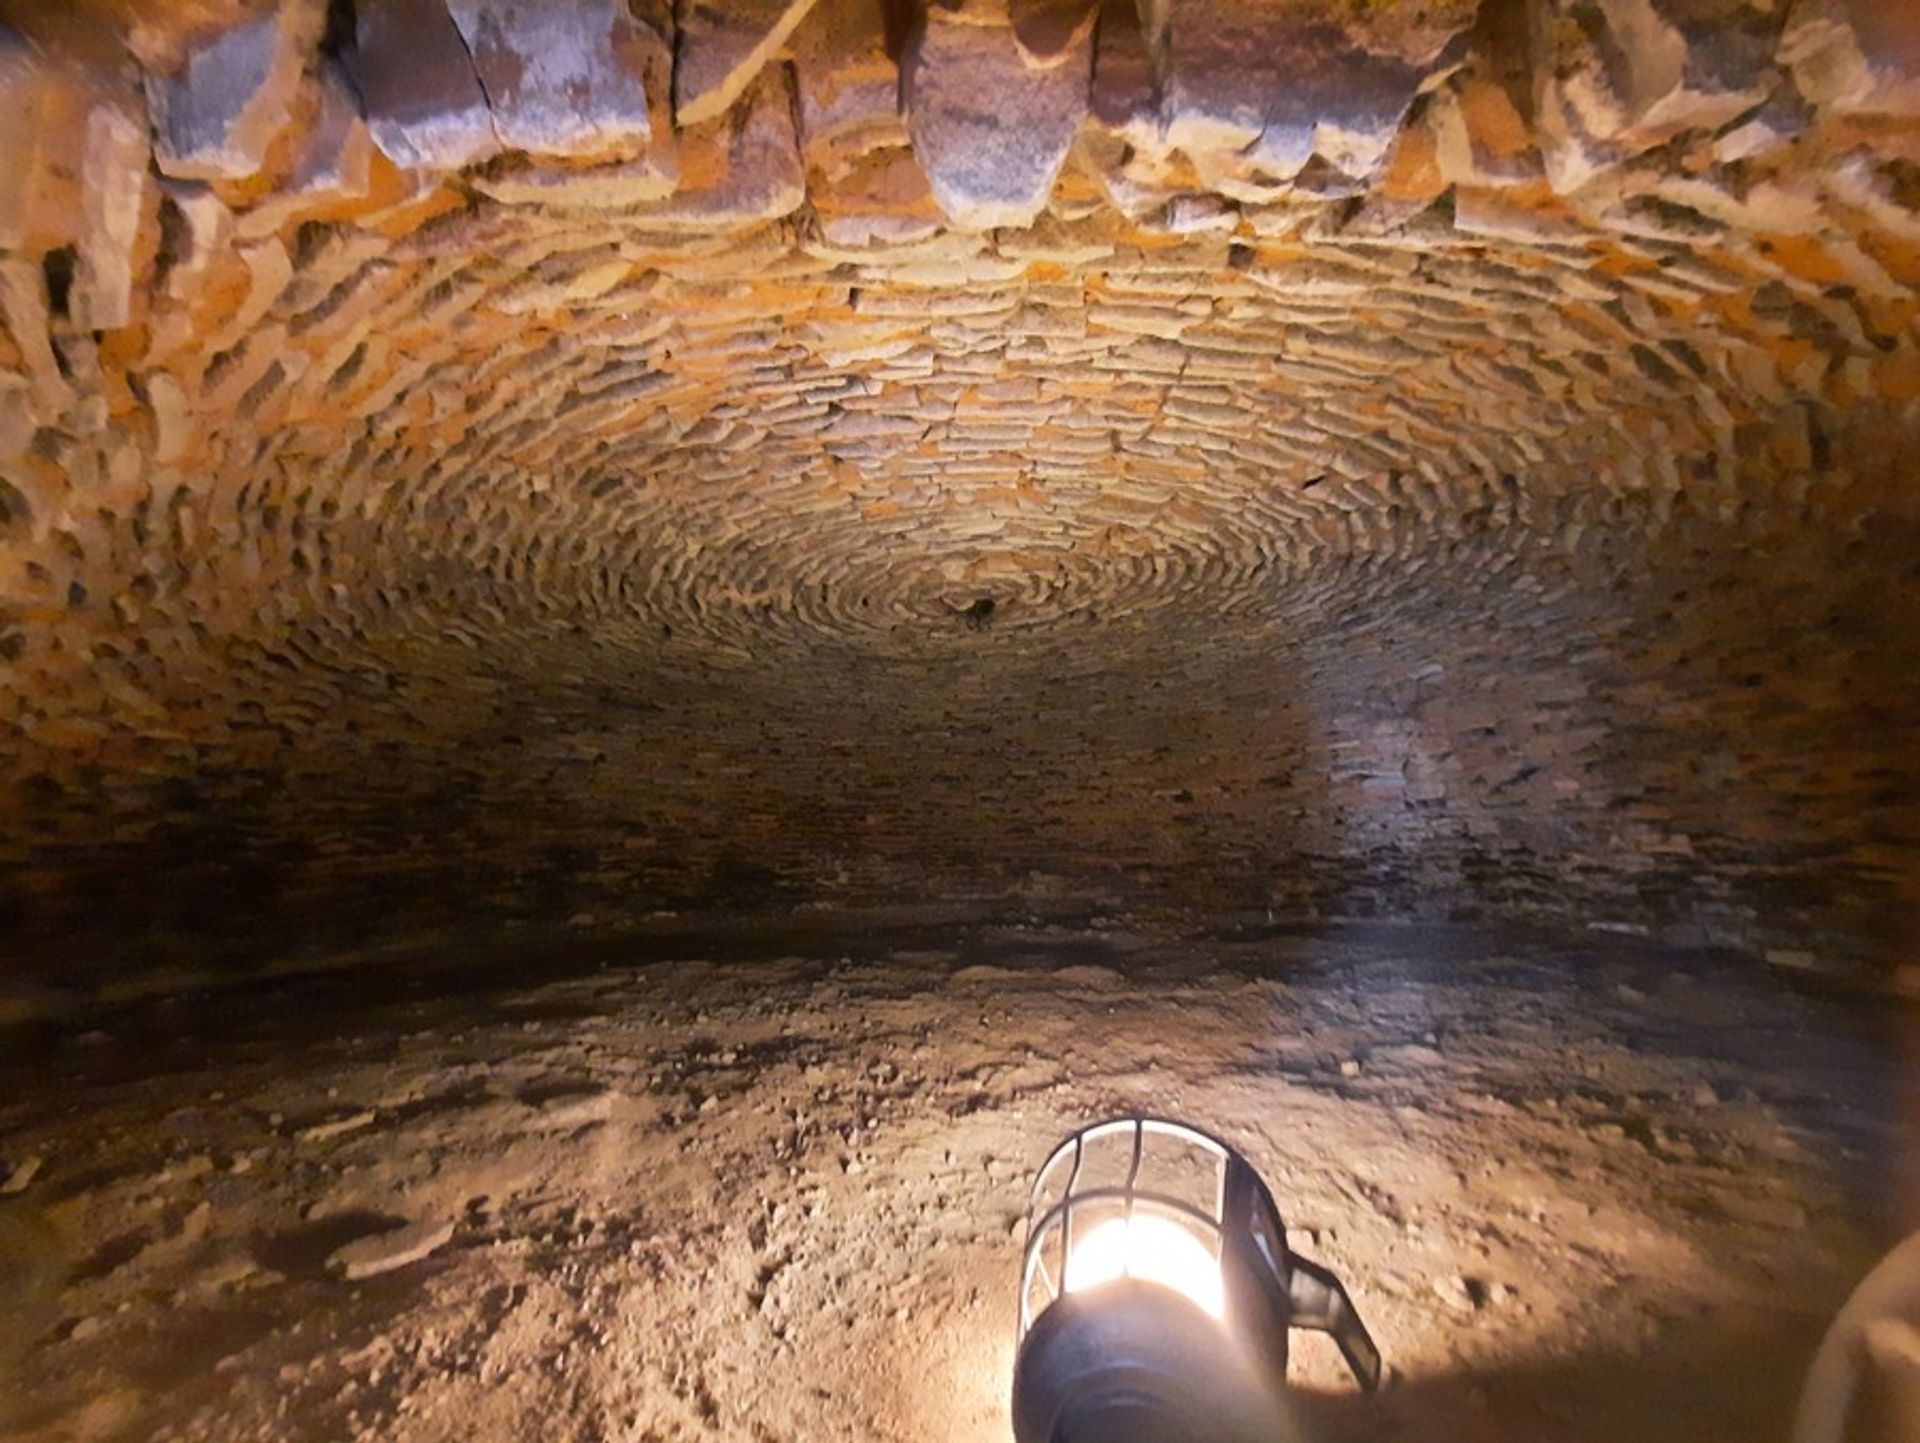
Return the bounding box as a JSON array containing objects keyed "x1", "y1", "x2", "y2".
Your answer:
[{"x1": 1063, "y1": 1213, "x2": 1225, "y2": 1318}]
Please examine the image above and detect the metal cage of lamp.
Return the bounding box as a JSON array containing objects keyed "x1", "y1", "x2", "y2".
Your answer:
[{"x1": 1013, "y1": 1116, "x2": 1382, "y2": 1443}]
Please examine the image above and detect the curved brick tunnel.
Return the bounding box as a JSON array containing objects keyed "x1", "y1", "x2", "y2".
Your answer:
[
  {"x1": 0, "y1": 0, "x2": 1918, "y2": 1004},
  {"x1": 7, "y1": 7, "x2": 1920, "y2": 1442}
]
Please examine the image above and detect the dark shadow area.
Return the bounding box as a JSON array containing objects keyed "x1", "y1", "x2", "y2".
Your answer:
[
  {"x1": 1291, "y1": 1302, "x2": 1844, "y2": 1443},
  {"x1": 254, "y1": 1211, "x2": 409, "y2": 1281}
]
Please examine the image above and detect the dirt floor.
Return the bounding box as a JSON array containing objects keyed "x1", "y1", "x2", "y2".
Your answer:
[{"x1": 0, "y1": 916, "x2": 1914, "y2": 1443}]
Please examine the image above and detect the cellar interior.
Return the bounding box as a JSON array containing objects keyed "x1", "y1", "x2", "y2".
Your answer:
[{"x1": 0, "y1": 0, "x2": 1917, "y2": 1440}]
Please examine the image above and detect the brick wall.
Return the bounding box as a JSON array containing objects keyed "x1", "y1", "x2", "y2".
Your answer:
[{"x1": 0, "y1": 0, "x2": 1916, "y2": 993}]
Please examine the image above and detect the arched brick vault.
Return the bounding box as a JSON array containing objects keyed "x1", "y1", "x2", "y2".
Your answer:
[{"x1": 0, "y1": 0, "x2": 1917, "y2": 990}]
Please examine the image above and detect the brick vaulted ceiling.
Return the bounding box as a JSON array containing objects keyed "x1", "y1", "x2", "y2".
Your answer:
[{"x1": 0, "y1": 0, "x2": 1916, "y2": 993}]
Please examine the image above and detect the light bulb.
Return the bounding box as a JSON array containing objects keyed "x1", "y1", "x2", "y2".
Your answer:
[{"x1": 1063, "y1": 1212, "x2": 1225, "y2": 1318}]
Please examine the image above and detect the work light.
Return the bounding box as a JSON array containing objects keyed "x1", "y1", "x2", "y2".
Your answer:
[{"x1": 1012, "y1": 1117, "x2": 1381, "y2": 1443}]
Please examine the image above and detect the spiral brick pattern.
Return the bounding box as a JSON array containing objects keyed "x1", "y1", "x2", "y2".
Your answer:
[{"x1": 0, "y1": 0, "x2": 1916, "y2": 993}]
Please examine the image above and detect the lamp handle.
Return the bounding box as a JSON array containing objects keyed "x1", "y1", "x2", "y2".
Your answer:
[{"x1": 1288, "y1": 1254, "x2": 1384, "y2": 1394}]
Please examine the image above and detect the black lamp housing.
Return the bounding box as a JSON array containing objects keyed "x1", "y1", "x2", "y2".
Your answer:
[{"x1": 1012, "y1": 1117, "x2": 1382, "y2": 1443}]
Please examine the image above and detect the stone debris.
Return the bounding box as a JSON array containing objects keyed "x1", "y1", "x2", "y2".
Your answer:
[
  {"x1": 69, "y1": 92, "x2": 154, "y2": 333},
  {"x1": 445, "y1": 0, "x2": 657, "y2": 157},
  {"x1": 1432, "y1": 1273, "x2": 1481, "y2": 1312},
  {"x1": 144, "y1": 0, "x2": 320, "y2": 181},
  {"x1": 297, "y1": 1110, "x2": 378, "y2": 1143},
  {"x1": 1781, "y1": 0, "x2": 1920, "y2": 117},
  {"x1": 1153, "y1": 0, "x2": 1477, "y2": 186},
  {"x1": 905, "y1": 1, "x2": 1091, "y2": 229},
  {"x1": 326, "y1": 1219, "x2": 455, "y2": 1280},
  {"x1": 230, "y1": 60, "x2": 378, "y2": 241},
  {"x1": 675, "y1": 0, "x2": 821, "y2": 126},
  {"x1": 0, "y1": 1155, "x2": 42, "y2": 1193},
  {"x1": 0, "y1": 37, "x2": 92, "y2": 254},
  {"x1": 353, "y1": 0, "x2": 502, "y2": 170},
  {"x1": 526, "y1": 1088, "x2": 617, "y2": 1129}
]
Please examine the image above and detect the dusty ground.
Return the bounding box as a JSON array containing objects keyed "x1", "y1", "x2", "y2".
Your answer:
[{"x1": 0, "y1": 917, "x2": 1914, "y2": 1443}]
